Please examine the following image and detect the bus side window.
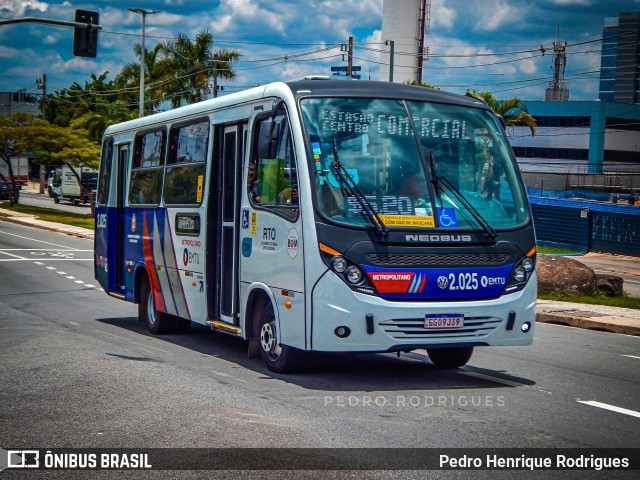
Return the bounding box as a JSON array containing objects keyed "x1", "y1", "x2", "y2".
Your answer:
[
  {"x1": 250, "y1": 116, "x2": 299, "y2": 221},
  {"x1": 129, "y1": 129, "x2": 166, "y2": 206},
  {"x1": 164, "y1": 120, "x2": 209, "y2": 206},
  {"x1": 97, "y1": 137, "x2": 113, "y2": 206}
]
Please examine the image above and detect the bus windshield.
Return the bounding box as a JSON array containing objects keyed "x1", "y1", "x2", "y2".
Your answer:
[{"x1": 300, "y1": 97, "x2": 529, "y2": 230}]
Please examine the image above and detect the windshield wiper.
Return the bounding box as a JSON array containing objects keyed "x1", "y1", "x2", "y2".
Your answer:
[
  {"x1": 330, "y1": 138, "x2": 389, "y2": 236},
  {"x1": 437, "y1": 173, "x2": 497, "y2": 241}
]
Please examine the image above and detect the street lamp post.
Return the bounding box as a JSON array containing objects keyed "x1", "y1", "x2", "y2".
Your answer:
[{"x1": 128, "y1": 7, "x2": 160, "y2": 117}]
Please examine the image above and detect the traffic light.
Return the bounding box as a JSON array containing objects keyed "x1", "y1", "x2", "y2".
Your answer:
[{"x1": 73, "y1": 9, "x2": 98, "y2": 58}]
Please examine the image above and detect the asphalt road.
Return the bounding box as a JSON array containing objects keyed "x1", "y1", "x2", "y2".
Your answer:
[
  {"x1": 17, "y1": 190, "x2": 90, "y2": 214},
  {"x1": 1, "y1": 223, "x2": 639, "y2": 479}
]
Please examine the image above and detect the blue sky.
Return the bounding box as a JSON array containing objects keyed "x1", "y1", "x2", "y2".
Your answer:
[{"x1": 0, "y1": 0, "x2": 638, "y2": 104}]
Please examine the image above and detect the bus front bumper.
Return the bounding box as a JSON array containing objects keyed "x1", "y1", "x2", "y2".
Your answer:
[{"x1": 310, "y1": 271, "x2": 537, "y2": 352}]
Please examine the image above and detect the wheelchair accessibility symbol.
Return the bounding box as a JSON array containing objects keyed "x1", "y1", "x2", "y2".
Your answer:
[
  {"x1": 437, "y1": 208, "x2": 458, "y2": 228},
  {"x1": 241, "y1": 209, "x2": 250, "y2": 229}
]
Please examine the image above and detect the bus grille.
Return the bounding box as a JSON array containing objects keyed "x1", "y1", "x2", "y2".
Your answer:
[
  {"x1": 379, "y1": 316, "x2": 502, "y2": 340},
  {"x1": 365, "y1": 253, "x2": 509, "y2": 267}
]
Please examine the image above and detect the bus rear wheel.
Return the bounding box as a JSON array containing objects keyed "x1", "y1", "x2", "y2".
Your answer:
[
  {"x1": 139, "y1": 277, "x2": 175, "y2": 334},
  {"x1": 426, "y1": 346, "x2": 474, "y2": 369},
  {"x1": 254, "y1": 296, "x2": 304, "y2": 374}
]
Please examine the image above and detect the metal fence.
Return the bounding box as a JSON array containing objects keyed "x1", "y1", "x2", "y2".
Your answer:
[{"x1": 530, "y1": 200, "x2": 640, "y2": 256}]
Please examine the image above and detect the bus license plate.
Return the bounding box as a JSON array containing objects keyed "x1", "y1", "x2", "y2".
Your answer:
[{"x1": 424, "y1": 314, "x2": 464, "y2": 329}]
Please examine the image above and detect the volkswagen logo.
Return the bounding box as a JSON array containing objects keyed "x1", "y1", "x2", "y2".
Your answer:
[{"x1": 437, "y1": 276, "x2": 449, "y2": 289}]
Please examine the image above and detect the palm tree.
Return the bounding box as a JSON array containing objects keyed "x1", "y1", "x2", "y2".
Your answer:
[
  {"x1": 159, "y1": 30, "x2": 241, "y2": 107},
  {"x1": 465, "y1": 89, "x2": 536, "y2": 136},
  {"x1": 114, "y1": 43, "x2": 173, "y2": 114}
]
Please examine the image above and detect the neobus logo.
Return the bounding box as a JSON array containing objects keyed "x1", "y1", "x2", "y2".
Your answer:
[{"x1": 405, "y1": 234, "x2": 472, "y2": 243}]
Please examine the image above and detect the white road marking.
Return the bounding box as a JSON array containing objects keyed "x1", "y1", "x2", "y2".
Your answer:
[
  {"x1": 33, "y1": 261, "x2": 44, "y2": 265},
  {"x1": 460, "y1": 371, "x2": 526, "y2": 388},
  {"x1": 84, "y1": 284, "x2": 96, "y2": 288},
  {"x1": 0, "y1": 251, "x2": 27, "y2": 259},
  {"x1": 46, "y1": 266, "x2": 56, "y2": 270},
  {"x1": 577, "y1": 400, "x2": 640, "y2": 419},
  {"x1": 0, "y1": 230, "x2": 77, "y2": 249},
  {"x1": 74, "y1": 280, "x2": 85, "y2": 284},
  {"x1": 0, "y1": 258, "x2": 93, "y2": 262},
  {"x1": 57, "y1": 271, "x2": 66, "y2": 275},
  {"x1": 1, "y1": 248, "x2": 92, "y2": 252},
  {"x1": 66, "y1": 276, "x2": 75, "y2": 280},
  {"x1": 69, "y1": 322, "x2": 80, "y2": 326},
  {"x1": 623, "y1": 354, "x2": 640, "y2": 360}
]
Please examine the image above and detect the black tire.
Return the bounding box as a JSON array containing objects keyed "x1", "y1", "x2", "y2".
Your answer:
[
  {"x1": 174, "y1": 318, "x2": 191, "y2": 334},
  {"x1": 253, "y1": 296, "x2": 305, "y2": 374},
  {"x1": 53, "y1": 194, "x2": 60, "y2": 204},
  {"x1": 138, "y1": 276, "x2": 175, "y2": 334},
  {"x1": 427, "y1": 346, "x2": 474, "y2": 369}
]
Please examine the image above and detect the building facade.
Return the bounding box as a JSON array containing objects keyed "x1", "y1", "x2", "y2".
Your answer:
[
  {"x1": 0, "y1": 90, "x2": 41, "y2": 118},
  {"x1": 599, "y1": 11, "x2": 640, "y2": 104},
  {"x1": 509, "y1": 100, "x2": 640, "y2": 174}
]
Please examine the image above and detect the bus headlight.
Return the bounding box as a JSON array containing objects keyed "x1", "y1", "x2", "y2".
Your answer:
[
  {"x1": 346, "y1": 266, "x2": 362, "y2": 284},
  {"x1": 332, "y1": 257, "x2": 347, "y2": 273},
  {"x1": 505, "y1": 250, "x2": 536, "y2": 293},
  {"x1": 319, "y1": 243, "x2": 377, "y2": 295},
  {"x1": 513, "y1": 267, "x2": 526, "y2": 283}
]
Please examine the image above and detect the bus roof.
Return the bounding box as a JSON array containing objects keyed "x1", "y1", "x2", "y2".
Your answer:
[
  {"x1": 103, "y1": 79, "x2": 489, "y2": 137},
  {"x1": 285, "y1": 79, "x2": 484, "y2": 108}
]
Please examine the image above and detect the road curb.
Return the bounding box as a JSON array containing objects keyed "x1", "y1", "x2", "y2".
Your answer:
[
  {"x1": 536, "y1": 312, "x2": 640, "y2": 336},
  {"x1": 0, "y1": 215, "x2": 94, "y2": 240}
]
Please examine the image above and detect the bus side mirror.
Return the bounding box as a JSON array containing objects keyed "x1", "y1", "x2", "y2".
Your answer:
[{"x1": 258, "y1": 120, "x2": 281, "y2": 159}]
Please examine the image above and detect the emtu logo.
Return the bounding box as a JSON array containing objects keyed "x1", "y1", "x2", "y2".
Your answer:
[{"x1": 183, "y1": 248, "x2": 189, "y2": 267}]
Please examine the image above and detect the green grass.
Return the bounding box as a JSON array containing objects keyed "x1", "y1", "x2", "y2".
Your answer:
[
  {"x1": 0, "y1": 202, "x2": 94, "y2": 230},
  {"x1": 539, "y1": 291, "x2": 640, "y2": 310},
  {"x1": 537, "y1": 246, "x2": 583, "y2": 255}
]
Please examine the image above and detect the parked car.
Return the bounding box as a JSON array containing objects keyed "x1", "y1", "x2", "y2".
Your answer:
[{"x1": 0, "y1": 181, "x2": 20, "y2": 200}]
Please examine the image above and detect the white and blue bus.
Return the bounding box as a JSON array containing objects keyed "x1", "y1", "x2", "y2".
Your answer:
[{"x1": 95, "y1": 79, "x2": 536, "y2": 373}]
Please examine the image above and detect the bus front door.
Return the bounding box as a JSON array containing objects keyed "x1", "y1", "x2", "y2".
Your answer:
[
  {"x1": 207, "y1": 123, "x2": 246, "y2": 325},
  {"x1": 113, "y1": 143, "x2": 129, "y2": 295}
]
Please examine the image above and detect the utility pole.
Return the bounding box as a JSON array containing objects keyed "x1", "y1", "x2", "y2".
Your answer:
[
  {"x1": 386, "y1": 40, "x2": 395, "y2": 82},
  {"x1": 128, "y1": 8, "x2": 160, "y2": 117},
  {"x1": 35, "y1": 74, "x2": 47, "y2": 194},
  {"x1": 36, "y1": 74, "x2": 47, "y2": 119},
  {"x1": 347, "y1": 36, "x2": 353, "y2": 78}
]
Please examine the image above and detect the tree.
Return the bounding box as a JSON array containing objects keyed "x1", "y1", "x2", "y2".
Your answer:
[
  {"x1": 465, "y1": 89, "x2": 537, "y2": 136},
  {"x1": 46, "y1": 72, "x2": 135, "y2": 127},
  {"x1": 114, "y1": 43, "x2": 173, "y2": 115},
  {"x1": 71, "y1": 101, "x2": 136, "y2": 143},
  {"x1": 15, "y1": 119, "x2": 100, "y2": 215},
  {"x1": 0, "y1": 114, "x2": 27, "y2": 206},
  {"x1": 159, "y1": 31, "x2": 241, "y2": 107},
  {"x1": 404, "y1": 80, "x2": 441, "y2": 90}
]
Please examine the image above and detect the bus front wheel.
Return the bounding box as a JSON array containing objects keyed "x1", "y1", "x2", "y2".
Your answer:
[
  {"x1": 427, "y1": 346, "x2": 474, "y2": 369},
  {"x1": 139, "y1": 277, "x2": 175, "y2": 334},
  {"x1": 254, "y1": 296, "x2": 304, "y2": 374}
]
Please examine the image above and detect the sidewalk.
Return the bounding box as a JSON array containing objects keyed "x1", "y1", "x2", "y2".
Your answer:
[
  {"x1": 536, "y1": 300, "x2": 640, "y2": 336},
  {"x1": 0, "y1": 207, "x2": 94, "y2": 240},
  {"x1": 0, "y1": 205, "x2": 638, "y2": 335}
]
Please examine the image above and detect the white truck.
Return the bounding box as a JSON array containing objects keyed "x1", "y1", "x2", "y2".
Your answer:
[
  {"x1": 51, "y1": 165, "x2": 98, "y2": 205},
  {"x1": 0, "y1": 157, "x2": 29, "y2": 185}
]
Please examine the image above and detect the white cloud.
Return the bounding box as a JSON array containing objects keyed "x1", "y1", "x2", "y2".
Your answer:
[
  {"x1": 473, "y1": 0, "x2": 523, "y2": 32},
  {"x1": 546, "y1": 0, "x2": 594, "y2": 5},
  {"x1": 431, "y1": 0, "x2": 457, "y2": 30},
  {"x1": 0, "y1": 0, "x2": 48, "y2": 16},
  {"x1": 43, "y1": 34, "x2": 57, "y2": 44}
]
